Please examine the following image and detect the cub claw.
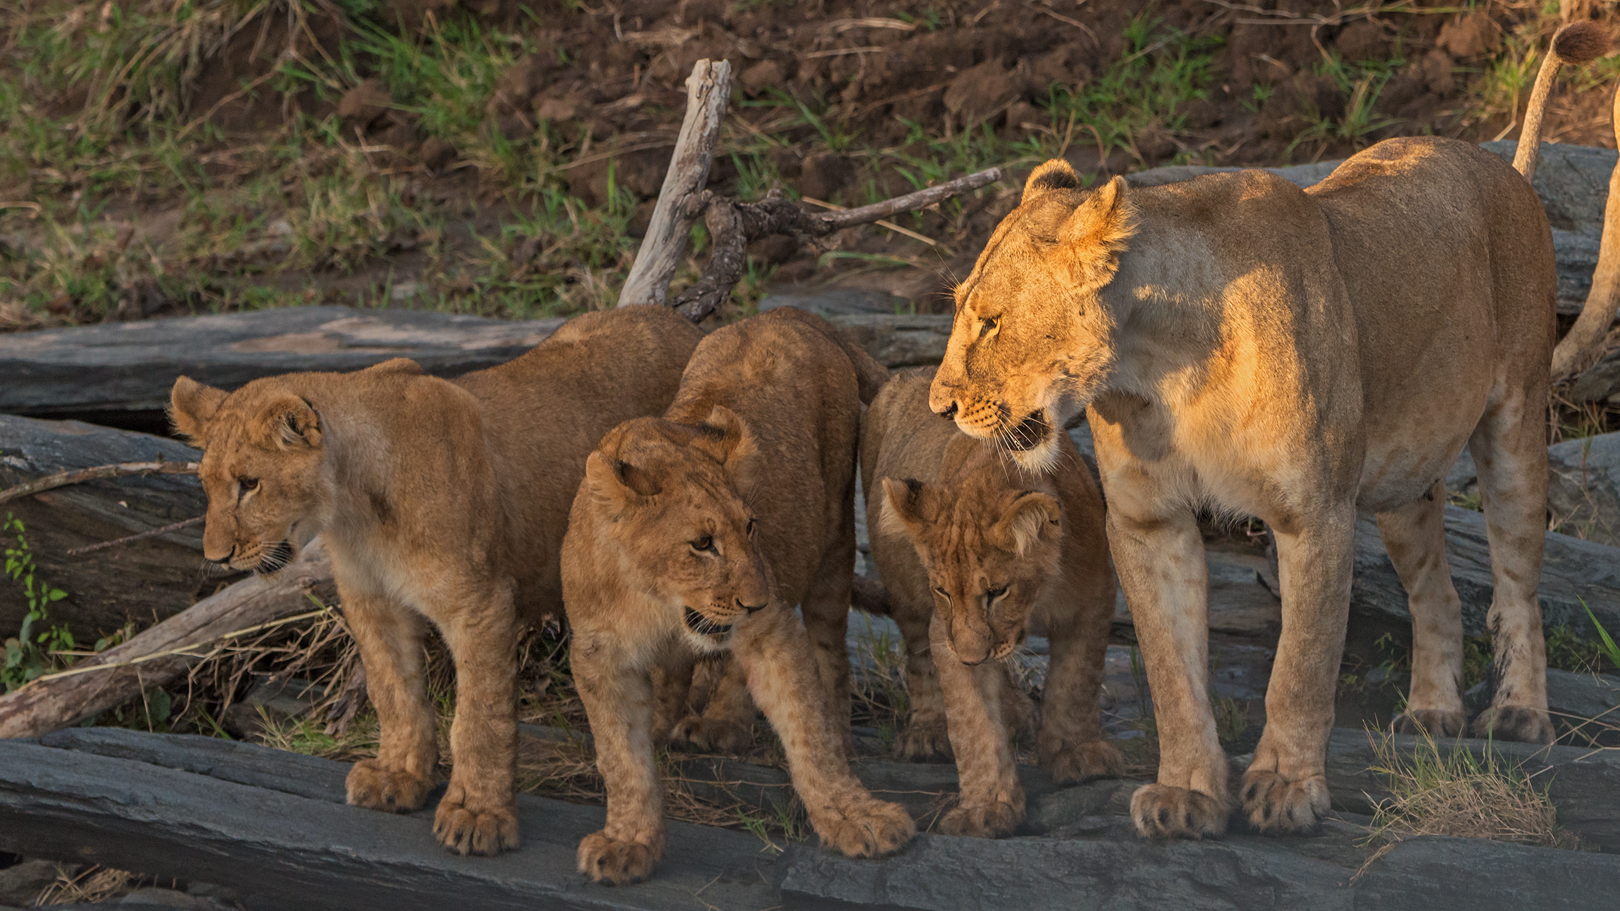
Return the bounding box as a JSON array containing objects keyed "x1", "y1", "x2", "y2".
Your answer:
[
  {"x1": 669, "y1": 716, "x2": 755, "y2": 755},
  {"x1": 1392, "y1": 709, "x2": 1466, "y2": 738},
  {"x1": 1040, "y1": 738, "x2": 1125, "y2": 785},
  {"x1": 938, "y1": 799, "x2": 1022, "y2": 839},
  {"x1": 346, "y1": 759, "x2": 433, "y2": 814},
  {"x1": 892, "y1": 716, "x2": 953, "y2": 762},
  {"x1": 578, "y1": 831, "x2": 659, "y2": 885},
  {"x1": 433, "y1": 798, "x2": 520, "y2": 856},
  {"x1": 818, "y1": 800, "x2": 916, "y2": 858},
  {"x1": 1472, "y1": 705, "x2": 1555, "y2": 744},
  {"x1": 1239, "y1": 769, "x2": 1329, "y2": 834},
  {"x1": 1130, "y1": 783, "x2": 1228, "y2": 839}
]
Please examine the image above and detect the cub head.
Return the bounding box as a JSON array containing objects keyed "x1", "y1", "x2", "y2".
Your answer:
[
  {"x1": 581, "y1": 407, "x2": 774, "y2": 653},
  {"x1": 878, "y1": 459, "x2": 1062, "y2": 665},
  {"x1": 170, "y1": 375, "x2": 327, "y2": 575},
  {"x1": 930, "y1": 162, "x2": 1135, "y2": 471}
]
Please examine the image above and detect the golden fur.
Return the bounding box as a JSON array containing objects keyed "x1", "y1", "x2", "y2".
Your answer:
[
  {"x1": 169, "y1": 306, "x2": 703, "y2": 855},
  {"x1": 926, "y1": 31, "x2": 1608, "y2": 837},
  {"x1": 561, "y1": 308, "x2": 911, "y2": 884},
  {"x1": 866, "y1": 369, "x2": 1122, "y2": 838}
]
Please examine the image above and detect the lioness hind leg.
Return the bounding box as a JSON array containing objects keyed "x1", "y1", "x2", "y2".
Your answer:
[
  {"x1": 732, "y1": 605, "x2": 915, "y2": 858},
  {"x1": 1377, "y1": 481, "x2": 1467, "y2": 738},
  {"x1": 432, "y1": 584, "x2": 521, "y2": 856},
  {"x1": 1240, "y1": 508, "x2": 1355, "y2": 835},
  {"x1": 342, "y1": 590, "x2": 438, "y2": 814},
  {"x1": 1468, "y1": 394, "x2": 1554, "y2": 744},
  {"x1": 668, "y1": 656, "x2": 757, "y2": 754},
  {"x1": 889, "y1": 598, "x2": 952, "y2": 762}
]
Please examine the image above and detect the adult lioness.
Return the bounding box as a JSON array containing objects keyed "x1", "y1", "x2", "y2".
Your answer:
[
  {"x1": 867, "y1": 368, "x2": 1122, "y2": 838},
  {"x1": 168, "y1": 306, "x2": 703, "y2": 855},
  {"x1": 927, "y1": 23, "x2": 1610, "y2": 841},
  {"x1": 562, "y1": 308, "x2": 911, "y2": 884}
]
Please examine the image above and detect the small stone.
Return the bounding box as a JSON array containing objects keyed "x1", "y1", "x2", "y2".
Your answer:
[
  {"x1": 1437, "y1": 12, "x2": 1500, "y2": 61},
  {"x1": 796, "y1": 152, "x2": 856, "y2": 202},
  {"x1": 0, "y1": 858, "x2": 63, "y2": 906},
  {"x1": 337, "y1": 78, "x2": 391, "y2": 128}
]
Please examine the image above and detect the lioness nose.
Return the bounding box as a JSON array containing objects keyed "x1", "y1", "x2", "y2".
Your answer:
[
  {"x1": 737, "y1": 598, "x2": 767, "y2": 614},
  {"x1": 936, "y1": 400, "x2": 958, "y2": 420}
]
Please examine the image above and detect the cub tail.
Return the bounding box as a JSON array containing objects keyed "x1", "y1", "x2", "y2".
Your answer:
[{"x1": 1513, "y1": 20, "x2": 1608, "y2": 181}]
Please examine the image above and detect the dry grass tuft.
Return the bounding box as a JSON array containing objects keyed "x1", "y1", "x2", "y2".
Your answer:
[
  {"x1": 1365, "y1": 727, "x2": 1576, "y2": 849},
  {"x1": 33, "y1": 863, "x2": 175, "y2": 906}
]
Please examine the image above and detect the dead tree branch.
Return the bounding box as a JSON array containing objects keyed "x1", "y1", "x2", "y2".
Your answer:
[
  {"x1": 66, "y1": 515, "x2": 206, "y2": 556},
  {"x1": 0, "y1": 460, "x2": 199, "y2": 506}
]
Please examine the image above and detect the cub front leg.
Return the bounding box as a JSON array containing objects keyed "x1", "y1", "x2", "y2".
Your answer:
[
  {"x1": 1037, "y1": 593, "x2": 1124, "y2": 785},
  {"x1": 572, "y1": 636, "x2": 667, "y2": 884},
  {"x1": 1108, "y1": 509, "x2": 1230, "y2": 839},
  {"x1": 341, "y1": 589, "x2": 438, "y2": 815},
  {"x1": 732, "y1": 605, "x2": 915, "y2": 858},
  {"x1": 431, "y1": 584, "x2": 521, "y2": 856},
  {"x1": 931, "y1": 615, "x2": 1024, "y2": 838},
  {"x1": 890, "y1": 600, "x2": 952, "y2": 762},
  {"x1": 1241, "y1": 509, "x2": 1355, "y2": 834}
]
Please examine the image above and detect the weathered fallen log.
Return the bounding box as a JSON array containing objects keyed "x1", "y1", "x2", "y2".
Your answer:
[
  {"x1": 0, "y1": 415, "x2": 210, "y2": 634},
  {"x1": 0, "y1": 539, "x2": 332, "y2": 739}
]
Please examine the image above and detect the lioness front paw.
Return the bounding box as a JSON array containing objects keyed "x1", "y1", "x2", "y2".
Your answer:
[
  {"x1": 938, "y1": 799, "x2": 1021, "y2": 839},
  {"x1": 1239, "y1": 769, "x2": 1329, "y2": 834},
  {"x1": 1472, "y1": 705, "x2": 1554, "y2": 744},
  {"x1": 577, "y1": 831, "x2": 660, "y2": 885},
  {"x1": 433, "y1": 796, "x2": 520, "y2": 856},
  {"x1": 1041, "y1": 738, "x2": 1125, "y2": 784},
  {"x1": 1130, "y1": 783, "x2": 1227, "y2": 839},
  {"x1": 346, "y1": 759, "x2": 433, "y2": 813},
  {"x1": 1392, "y1": 708, "x2": 1466, "y2": 738},
  {"x1": 817, "y1": 800, "x2": 916, "y2": 858},
  {"x1": 669, "y1": 715, "x2": 755, "y2": 754},
  {"x1": 892, "y1": 716, "x2": 952, "y2": 762}
]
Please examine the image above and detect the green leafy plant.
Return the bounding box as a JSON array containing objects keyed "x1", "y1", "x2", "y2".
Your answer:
[{"x1": 3, "y1": 512, "x2": 74, "y2": 691}]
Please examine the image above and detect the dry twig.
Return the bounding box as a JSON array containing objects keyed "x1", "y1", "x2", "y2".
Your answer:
[{"x1": 0, "y1": 460, "x2": 199, "y2": 506}]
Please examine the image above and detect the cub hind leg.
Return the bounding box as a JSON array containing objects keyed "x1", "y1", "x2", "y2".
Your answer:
[
  {"x1": 1378, "y1": 480, "x2": 1467, "y2": 738},
  {"x1": 1468, "y1": 391, "x2": 1554, "y2": 744},
  {"x1": 1036, "y1": 585, "x2": 1124, "y2": 784},
  {"x1": 667, "y1": 655, "x2": 758, "y2": 755},
  {"x1": 886, "y1": 592, "x2": 953, "y2": 762}
]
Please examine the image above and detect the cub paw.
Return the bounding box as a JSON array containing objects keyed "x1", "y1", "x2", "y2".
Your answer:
[
  {"x1": 892, "y1": 716, "x2": 953, "y2": 762},
  {"x1": 669, "y1": 715, "x2": 755, "y2": 755},
  {"x1": 433, "y1": 797, "x2": 520, "y2": 856},
  {"x1": 1239, "y1": 769, "x2": 1328, "y2": 834},
  {"x1": 1130, "y1": 783, "x2": 1228, "y2": 839},
  {"x1": 577, "y1": 831, "x2": 659, "y2": 885},
  {"x1": 817, "y1": 800, "x2": 916, "y2": 858},
  {"x1": 938, "y1": 799, "x2": 1022, "y2": 839},
  {"x1": 1392, "y1": 708, "x2": 1465, "y2": 738},
  {"x1": 1041, "y1": 738, "x2": 1125, "y2": 785},
  {"x1": 346, "y1": 760, "x2": 432, "y2": 813},
  {"x1": 1472, "y1": 705, "x2": 1554, "y2": 744}
]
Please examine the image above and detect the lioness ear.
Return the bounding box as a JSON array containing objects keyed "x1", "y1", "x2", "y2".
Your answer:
[
  {"x1": 1059, "y1": 175, "x2": 1135, "y2": 285},
  {"x1": 169, "y1": 376, "x2": 227, "y2": 446},
  {"x1": 703, "y1": 405, "x2": 757, "y2": 471},
  {"x1": 994, "y1": 490, "x2": 1060, "y2": 556},
  {"x1": 255, "y1": 395, "x2": 322, "y2": 451},
  {"x1": 1023, "y1": 159, "x2": 1081, "y2": 200},
  {"x1": 878, "y1": 477, "x2": 927, "y2": 542},
  {"x1": 362, "y1": 357, "x2": 424, "y2": 376}
]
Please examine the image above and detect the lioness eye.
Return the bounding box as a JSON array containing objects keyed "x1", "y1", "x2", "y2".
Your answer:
[
  {"x1": 979, "y1": 316, "x2": 999, "y2": 337},
  {"x1": 746, "y1": 519, "x2": 758, "y2": 538},
  {"x1": 987, "y1": 585, "x2": 1008, "y2": 599},
  {"x1": 691, "y1": 534, "x2": 715, "y2": 554},
  {"x1": 932, "y1": 586, "x2": 949, "y2": 600}
]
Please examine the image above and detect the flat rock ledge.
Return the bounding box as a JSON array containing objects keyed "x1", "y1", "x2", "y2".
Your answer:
[{"x1": 3, "y1": 728, "x2": 1618, "y2": 911}]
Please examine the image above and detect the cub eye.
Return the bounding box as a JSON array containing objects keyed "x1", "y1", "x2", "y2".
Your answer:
[
  {"x1": 238, "y1": 478, "x2": 259, "y2": 494},
  {"x1": 746, "y1": 519, "x2": 758, "y2": 538},
  {"x1": 932, "y1": 586, "x2": 949, "y2": 600},
  {"x1": 987, "y1": 585, "x2": 1009, "y2": 599},
  {"x1": 691, "y1": 534, "x2": 716, "y2": 554}
]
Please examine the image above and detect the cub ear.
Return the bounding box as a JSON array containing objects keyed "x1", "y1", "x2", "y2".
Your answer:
[
  {"x1": 1059, "y1": 175, "x2": 1136, "y2": 285},
  {"x1": 362, "y1": 357, "x2": 424, "y2": 376},
  {"x1": 169, "y1": 376, "x2": 228, "y2": 445},
  {"x1": 583, "y1": 450, "x2": 657, "y2": 511},
  {"x1": 878, "y1": 477, "x2": 928, "y2": 542},
  {"x1": 255, "y1": 395, "x2": 322, "y2": 451},
  {"x1": 703, "y1": 405, "x2": 757, "y2": 471},
  {"x1": 993, "y1": 490, "x2": 1060, "y2": 556},
  {"x1": 1024, "y1": 160, "x2": 1081, "y2": 200}
]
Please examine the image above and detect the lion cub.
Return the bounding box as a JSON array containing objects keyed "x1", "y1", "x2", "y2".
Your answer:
[
  {"x1": 168, "y1": 306, "x2": 703, "y2": 856},
  {"x1": 867, "y1": 369, "x2": 1122, "y2": 838},
  {"x1": 562, "y1": 308, "x2": 913, "y2": 884}
]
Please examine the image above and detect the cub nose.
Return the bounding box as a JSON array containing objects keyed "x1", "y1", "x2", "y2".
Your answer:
[
  {"x1": 205, "y1": 544, "x2": 236, "y2": 565},
  {"x1": 737, "y1": 598, "x2": 767, "y2": 614}
]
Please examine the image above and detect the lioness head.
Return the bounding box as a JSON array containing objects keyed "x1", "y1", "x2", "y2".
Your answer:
[
  {"x1": 582, "y1": 407, "x2": 773, "y2": 653},
  {"x1": 930, "y1": 162, "x2": 1135, "y2": 470},
  {"x1": 878, "y1": 456, "x2": 1062, "y2": 665},
  {"x1": 170, "y1": 375, "x2": 326, "y2": 575}
]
